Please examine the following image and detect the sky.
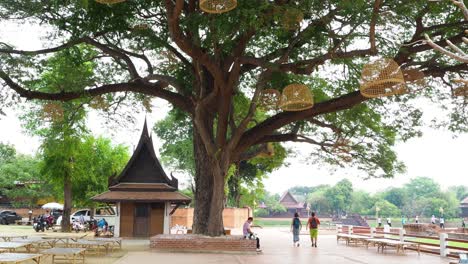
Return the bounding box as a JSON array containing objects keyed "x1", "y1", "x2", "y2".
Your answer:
[{"x1": 0, "y1": 18, "x2": 467, "y2": 195}]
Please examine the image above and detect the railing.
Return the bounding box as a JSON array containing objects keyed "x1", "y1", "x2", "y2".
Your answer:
[{"x1": 336, "y1": 224, "x2": 468, "y2": 259}]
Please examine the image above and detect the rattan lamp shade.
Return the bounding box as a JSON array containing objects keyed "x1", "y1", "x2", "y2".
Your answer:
[
  {"x1": 453, "y1": 79, "x2": 468, "y2": 97},
  {"x1": 279, "y1": 84, "x2": 314, "y2": 111},
  {"x1": 258, "y1": 89, "x2": 280, "y2": 111},
  {"x1": 200, "y1": 0, "x2": 237, "y2": 14},
  {"x1": 95, "y1": 0, "x2": 126, "y2": 4},
  {"x1": 42, "y1": 103, "x2": 64, "y2": 121},
  {"x1": 256, "y1": 143, "x2": 275, "y2": 158},
  {"x1": 360, "y1": 58, "x2": 407, "y2": 98},
  {"x1": 282, "y1": 8, "x2": 304, "y2": 30}
]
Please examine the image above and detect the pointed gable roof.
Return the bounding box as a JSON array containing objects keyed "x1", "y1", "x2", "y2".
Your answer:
[
  {"x1": 112, "y1": 120, "x2": 178, "y2": 189},
  {"x1": 279, "y1": 191, "x2": 305, "y2": 209},
  {"x1": 280, "y1": 191, "x2": 298, "y2": 204}
]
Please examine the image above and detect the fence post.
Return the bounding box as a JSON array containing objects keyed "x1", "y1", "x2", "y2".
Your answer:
[
  {"x1": 399, "y1": 228, "x2": 405, "y2": 242},
  {"x1": 439, "y1": 233, "x2": 448, "y2": 257},
  {"x1": 370, "y1": 227, "x2": 376, "y2": 238}
]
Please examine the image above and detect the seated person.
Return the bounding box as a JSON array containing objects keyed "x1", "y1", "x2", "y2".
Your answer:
[{"x1": 243, "y1": 217, "x2": 261, "y2": 252}]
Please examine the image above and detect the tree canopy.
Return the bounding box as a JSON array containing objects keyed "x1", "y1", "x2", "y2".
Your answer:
[{"x1": 0, "y1": 0, "x2": 466, "y2": 235}]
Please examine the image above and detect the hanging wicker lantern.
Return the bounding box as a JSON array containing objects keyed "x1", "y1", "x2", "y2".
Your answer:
[
  {"x1": 403, "y1": 69, "x2": 426, "y2": 93},
  {"x1": 258, "y1": 89, "x2": 281, "y2": 111},
  {"x1": 42, "y1": 103, "x2": 64, "y2": 121},
  {"x1": 360, "y1": 58, "x2": 407, "y2": 98},
  {"x1": 279, "y1": 84, "x2": 314, "y2": 111},
  {"x1": 453, "y1": 79, "x2": 468, "y2": 97},
  {"x1": 282, "y1": 8, "x2": 304, "y2": 31},
  {"x1": 256, "y1": 143, "x2": 275, "y2": 158},
  {"x1": 95, "y1": 0, "x2": 126, "y2": 4},
  {"x1": 132, "y1": 24, "x2": 150, "y2": 31},
  {"x1": 200, "y1": 0, "x2": 237, "y2": 14}
]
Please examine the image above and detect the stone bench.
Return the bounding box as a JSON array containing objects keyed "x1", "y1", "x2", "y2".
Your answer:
[{"x1": 150, "y1": 234, "x2": 257, "y2": 254}]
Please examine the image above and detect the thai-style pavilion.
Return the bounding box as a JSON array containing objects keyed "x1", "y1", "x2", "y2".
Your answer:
[
  {"x1": 279, "y1": 191, "x2": 307, "y2": 216},
  {"x1": 92, "y1": 121, "x2": 191, "y2": 237}
]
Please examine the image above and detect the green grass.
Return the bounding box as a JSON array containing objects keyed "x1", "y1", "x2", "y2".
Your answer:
[
  {"x1": 254, "y1": 218, "x2": 334, "y2": 228},
  {"x1": 405, "y1": 237, "x2": 468, "y2": 249}
]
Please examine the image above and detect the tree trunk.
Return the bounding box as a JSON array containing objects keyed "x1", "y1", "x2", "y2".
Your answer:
[
  {"x1": 192, "y1": 127, "x2": 214, "y2": 235},
  {"x1": 207, "y1": 168, "x2": 225, "y2": 236},
  {"x1": 61, "y1": 172, "x2": 72, "y2": 232},
  {"x1": 192, "y1": 126, "x2": 226, "y2": 236}
]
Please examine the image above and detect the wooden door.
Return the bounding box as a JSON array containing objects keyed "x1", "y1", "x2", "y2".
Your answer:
[{"x1": 134, "y1": 203, "x2": 150, "y2": 237}]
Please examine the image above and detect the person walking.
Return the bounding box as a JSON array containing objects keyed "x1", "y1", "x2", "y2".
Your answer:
[
  {"x1": 377, "y1": 217, "x2": 382, "y2": 227},
  {"x1": 439, "y1": 217, "x2": 445, "y2": 229},
  {"x1": 386, "y1": 217, "x2": 392, "y2": 227},
  {"x1": 431, "y1": 215, "x2": 436, "y2": 224},
  {"x1": 306, "y1": 212, "x2": 320, "y2": 248},
  {"x1": 401, "y1": 216, "x2": 406, "y2": 226},
  {"x1": 415, "y1": 215, "x2": 419, "y2": 224},
  {"x1": 290, "y1": 212, "x2": 302, "y2": 247},
  {"x1": 462, "y1": 218, "x2": 466, "y2": 228}
]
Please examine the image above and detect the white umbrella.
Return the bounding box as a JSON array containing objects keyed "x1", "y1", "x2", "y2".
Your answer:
[{"x1": 41, "y1": 202, "x2": 63, "y2": 210}]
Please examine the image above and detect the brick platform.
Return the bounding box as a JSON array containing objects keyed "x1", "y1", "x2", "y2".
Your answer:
[{"x1": 150, "y1": 234, "x2": 257, "y2": 254}]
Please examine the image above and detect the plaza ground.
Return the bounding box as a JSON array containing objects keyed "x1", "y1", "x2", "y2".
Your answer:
[{"x1": 0, "y1": 225, "x2": 452, "y2": 264}]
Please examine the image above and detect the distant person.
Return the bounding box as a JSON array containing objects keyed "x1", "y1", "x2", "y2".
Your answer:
[
  {"x1": 28, "y1": 209, "x2": 33, "y2": 221},
  {"x1": 243, "y1": 217, "x2": 261, "y2": 252},
  {"x1": 290, "y1": 212, "x2": 302, "y2": 247},
  {"x1": 462, "y1": 218, "x2": 466, "y2": 228},
  {"x1": 306, "y1": 212, "x2": 320, "y2": 247},
  {"x1": 439, "y1": 217, "x2": 445, "y2": 229},
  {"x1": 79, "y1": 214, "x2": 85, "y2": 225},
  {"x1": 431, "y1": 215, "x2": 436, "y2": 224},
  {"x1": 377, "y1": 217, "x2": 382, "y2": 227},
  {"x1": 386, "y1": 217, "x2": 392, "y2": 227},
  {"x1": 415, "y1": 215, "x2": 419, "y2": 224},
  {"x1": 401, "y1": 216, "x2": 406, "y2": 226}
]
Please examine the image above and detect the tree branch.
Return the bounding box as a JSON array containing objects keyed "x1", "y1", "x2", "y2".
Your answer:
[{"x1": 0, "y1": 70, "x2": 194, "y2": 113}]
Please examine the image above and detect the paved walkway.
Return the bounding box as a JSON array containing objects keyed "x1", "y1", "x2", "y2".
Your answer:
[{"x1": 115, "y1": 228, "x2": 449, "y2": 264}]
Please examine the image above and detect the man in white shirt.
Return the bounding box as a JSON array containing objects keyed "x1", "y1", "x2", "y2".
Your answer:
[
  {"x1": 439, "y1": 217, "x2": 445, "y2": 229},
  {"x1": 243, "y1": 217, "x2": 261, "y2": 251},
  {"x1": 377, "y1": 217, "x2": 382, "y2": 227},
  {"x1": 386, "y1": 217, "x2": 392, "y2": 227}
]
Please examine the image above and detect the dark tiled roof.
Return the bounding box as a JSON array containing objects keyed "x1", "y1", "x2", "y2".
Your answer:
[
  {"x1": 111, "y1": 120, "x2": 178, "y2": 188},
  {"x1": 91, "y1": 191, "x2": 191, "y2": 203},
  {"x1": 109, "y1": 183, "x2": 175, "y2": 191}
]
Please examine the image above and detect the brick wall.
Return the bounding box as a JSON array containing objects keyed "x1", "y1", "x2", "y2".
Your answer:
[
  {"x1": 150, "y1": 234, "x2": 257, "y2": 253},
  {"x1": 171, "y1": 208, "x2": 250, "y2": 229}
]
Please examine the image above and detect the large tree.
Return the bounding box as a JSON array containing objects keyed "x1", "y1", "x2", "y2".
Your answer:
[{"x1": 0, "y1": 0, "x2": 466, "y2": 236}]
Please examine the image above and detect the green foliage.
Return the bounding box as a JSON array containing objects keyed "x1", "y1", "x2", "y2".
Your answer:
[
  {"x1": 373, "y1": 200, "x2": 401, "y2": 217},
  {"x1": 404, "y1": 177, "x2": 441, "y2": 199},
  {"x1": 0, "y1": 143, "x2": 16, "y2": 163},
  {"x1": 324, "y1": 179, "x2": 353, "y2": 215},
  {"x1": 0, "y1": 151, "x2": 50, "y2": 207},
  {"x1": 448, "y1": 185, "x2": 468, "y2": 201},
  {"x1": 379, "y1": 188, "x2": 408, "y2": 208},
  {"x1": 68, "y1": 136, "x2": 129, "y2": 207}
]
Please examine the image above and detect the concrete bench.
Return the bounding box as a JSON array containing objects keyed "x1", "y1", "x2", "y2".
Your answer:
[{"x1": 150, "y1": 234, "x2": 257, "y2": 254}]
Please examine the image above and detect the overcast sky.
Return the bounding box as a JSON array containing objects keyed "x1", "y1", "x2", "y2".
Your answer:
[{"x1": 1, "y1": 20, "x2": 467, "y2": 195}]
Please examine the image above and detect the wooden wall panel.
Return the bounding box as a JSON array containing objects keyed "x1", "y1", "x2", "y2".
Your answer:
[
  {"x1": 120, "y1": 202, "x2": 134, "y2": 237},
  {"x1": 150, "y1": 203, "x2": 164, "y2": 236}
]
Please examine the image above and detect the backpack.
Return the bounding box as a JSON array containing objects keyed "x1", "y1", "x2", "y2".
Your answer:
[
  {"x1": 293, "y1": 217, "x2": 300, "y2": 229},
  {"x1": 310, "y1": 217, "x2": 318, "y2": 229}
]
